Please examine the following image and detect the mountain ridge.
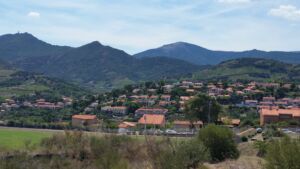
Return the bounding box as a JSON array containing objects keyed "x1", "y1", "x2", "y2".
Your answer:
[
  {"x1": 0, "y1": 33, "x2": 201, "y2": 90},
  {"x1": 134, "y1": 42, "x2": 300, "y2": 65}
]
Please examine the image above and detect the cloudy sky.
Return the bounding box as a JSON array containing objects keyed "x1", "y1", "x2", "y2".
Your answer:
[{"x1": 0, "y1": 0, "x2": 300, "y2": 54}]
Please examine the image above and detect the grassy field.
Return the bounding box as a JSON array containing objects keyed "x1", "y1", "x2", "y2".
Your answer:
[
  {"x1": 0, "y1": 127, "x2": 189, "y2": 150},
  {"x1": 0, "y1": 128, "x2": 55, "y2": 150}
]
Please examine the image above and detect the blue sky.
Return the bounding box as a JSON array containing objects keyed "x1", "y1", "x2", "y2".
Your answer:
[{"x1": 1, "y1": 0, "x2": 300, "y2": 54}]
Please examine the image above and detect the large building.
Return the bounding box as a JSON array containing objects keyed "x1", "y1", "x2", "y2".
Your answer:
[
  {"x1": 72, "y1": 114, "x2": 98, "y2": 127},
  {"x1": 260, "y1": 108, "x2": 300, "y2": 126}
]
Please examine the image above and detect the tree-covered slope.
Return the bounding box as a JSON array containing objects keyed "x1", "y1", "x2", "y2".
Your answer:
[
  {"x1": 0, "y1": 60, "x2": 88, "y2": 98},
  {"x1": 19, "y1": 41, "x2": 201, "y2": 90},
  {"x1": 193, "y1": 58, "x2": 300, "y2": 82},
  {"x1": 0, "y1": 33, "x2": 72, "y2": 62}
]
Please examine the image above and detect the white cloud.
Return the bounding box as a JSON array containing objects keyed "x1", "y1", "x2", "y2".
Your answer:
[
  {"x1": 27, "y1": 11, "x2": 40, "y2": 18},
  {"x1": 269, "y1": 5, "x2": 300, "y2": 21},
  {"x1": 218, "y1": 0, "x2": 251, "y2": 4}
]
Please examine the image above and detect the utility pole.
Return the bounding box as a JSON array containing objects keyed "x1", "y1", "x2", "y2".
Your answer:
[
  {"x1": 208, "y1": 99, "x2": 211, "y2": 123},
  {"x1": 144, "y1": 115, "x2": 147, "y2": 135}
]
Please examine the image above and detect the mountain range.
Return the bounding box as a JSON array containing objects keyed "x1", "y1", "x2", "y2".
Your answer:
[
  {"x1": 134, "y1": 42, "x2": 300, "y2": 65},
  {"x1": 0, "y1": 33, "x2": 201, "y2": 90},
  {"x1": 0, "y1": 32, "x2": 299, "y2": 91}
]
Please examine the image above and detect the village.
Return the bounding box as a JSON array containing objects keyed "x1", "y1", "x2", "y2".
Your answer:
[{"x1": 2, "y1": 80, "x2": 299, "y2": 138}]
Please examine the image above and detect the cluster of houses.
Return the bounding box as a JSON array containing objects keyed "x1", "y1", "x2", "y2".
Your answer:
[
  {"x1": 243, "y1": 97, "x2": 300, "y2": 109},
  {"x1": 0, "y1": 97, "x2": 73, "y2": 112},
  {"x1": 72, "y1": 107, "x2": 204, "y2": 133},
  {"x1": 71, "y1": 81, "x2": 300, "y2": 131}
]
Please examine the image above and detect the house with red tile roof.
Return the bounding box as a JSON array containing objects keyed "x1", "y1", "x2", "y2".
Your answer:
[
  {"x1": 138, "y1": 114, "x2": 165, "y2": 127},
  {"x1": 72, "y1": 114, "x2": 98, "y2": 127},
  {"x1": 260, "y1": 108, "x2": 300, "y2": 125}
]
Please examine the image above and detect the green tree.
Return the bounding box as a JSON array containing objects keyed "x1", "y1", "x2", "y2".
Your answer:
[
  {"x1": 185, "y1": 94, "x2": 222, "y2": 123},
  {"x1": 124, "y1": 101, "x2": 140, "y2": 114},
  {"x1": 198, "y1": 125, "x2": 239, "y2": 162}
]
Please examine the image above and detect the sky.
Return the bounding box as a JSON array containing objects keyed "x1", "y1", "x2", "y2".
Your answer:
[{"x1": 0, "y1": 0, "x2": 300, "y2": 54}]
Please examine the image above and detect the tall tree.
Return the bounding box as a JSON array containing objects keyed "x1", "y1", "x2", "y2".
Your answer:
[{"x1": 184, "y1": 94, "x2": 222, "y2": 123}]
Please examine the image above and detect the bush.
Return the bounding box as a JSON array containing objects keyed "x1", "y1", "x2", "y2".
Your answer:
[
  {"x1": 254, "y1": 141, "x2": 268, "y2": 157},
  {"x1": 198, "y1": 125, "x2": 239, "y2": 162},
  {"x1": 265, "y1": 136, "x2": 300, "y2": 169},
  {"x1": 146, "y1": 137, "x2": 210, "y2": 169},
  {"x1": 241, "y1": 136, "x2": 248, "y2": 142}
]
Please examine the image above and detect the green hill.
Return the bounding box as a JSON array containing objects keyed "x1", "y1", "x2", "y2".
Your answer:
[
  {"x1": 0, "y1": 60, "x2": 88, "y2": 98},
  {"x1": 193, "y1": 58, "x2": 300, "y2": 82}
]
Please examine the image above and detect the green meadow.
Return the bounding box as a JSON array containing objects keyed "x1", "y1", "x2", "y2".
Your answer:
[{"x1": 0, "y1": 128, "x2": 54, "y2": 150}]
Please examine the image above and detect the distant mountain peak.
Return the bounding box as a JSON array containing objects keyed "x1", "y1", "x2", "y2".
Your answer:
[
  {"x1": 0, "y1": 32, "x2": 37, "y2": 41},
  {"x1": 79, "y1": 41, "x2": 104, "y2": 49},
  {"x1": 161, "y1": 41, "x2": 207, "y2": 49},
  {"x1": 89, "y1": 41, "x2": 102, "y2": 46}
]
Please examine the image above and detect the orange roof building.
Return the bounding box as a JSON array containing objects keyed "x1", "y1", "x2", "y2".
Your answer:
[
  {"x1": 260, "y1": 108, "x2": 300, "y2": 126},
  {"x1": 72, "y1": 114, "x2": 98, "y2": 127},
  {"x1": 138, "y1": 114, "x2": 165, "y2": 127}
]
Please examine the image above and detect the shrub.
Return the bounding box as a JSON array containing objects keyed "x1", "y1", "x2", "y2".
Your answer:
[
  {"x1": 146, "y1": 137, "x2": 210, "y2": 169},
  {"x1": 241, "y1": 136, "x2": 248, "y2": 142},
  {"x1": 198, "y1": 125, "x2": 239, "y2": 162},
  {"x1": 254, "y1": 141, "x2": 268, "y2": 157},
  {"x1": 265, "y1": 136, "x2": 300, "y2": 169}
]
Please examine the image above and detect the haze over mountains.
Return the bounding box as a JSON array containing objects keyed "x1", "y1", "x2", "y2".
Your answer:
[
  {"x1": 135, "y1": 42, "x2": 300, "y2": 65},
  {"x1": 0, "y1": 32, "x2": 299, "y2": 90}
]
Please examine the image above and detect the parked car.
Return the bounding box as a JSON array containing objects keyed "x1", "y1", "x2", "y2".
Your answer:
[
  {"x1": 256, "y1": 128, "x2": 263, "y2": 133},
  {"x1": 165, "y1": 129, "x2": 177, "y2": 134}
]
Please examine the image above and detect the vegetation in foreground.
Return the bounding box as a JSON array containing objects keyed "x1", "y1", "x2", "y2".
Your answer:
[
  {"x1": 0, "y1": 125, "x2": 239, "y2": 169},
  {"x1": 0, "y1": 126, "x2": 299, "y2": 169}
]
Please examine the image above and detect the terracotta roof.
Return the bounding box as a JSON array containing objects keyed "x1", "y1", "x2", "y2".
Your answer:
[
  {"x1": 261, "y1": 108, "x2": 300, "y2": 117},
  {"x1": 231, "y1": 119, "x2": 241, "y2": 125},
  {"x1": 138, "y1": 114, "x2": 165, "y2": 125},
  {"x1": 72, "y1": 114, "x2": 97, "y2": 120},
  {"x1": 118, "y1": 122, "x2": 136, "y2": 128}
]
